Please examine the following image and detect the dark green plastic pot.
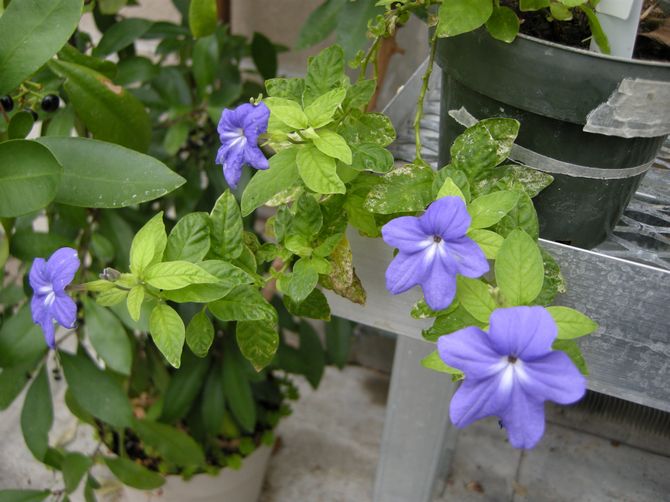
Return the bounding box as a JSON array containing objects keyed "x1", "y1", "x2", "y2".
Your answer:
[{"x1": 437, "y1": 29, "x2": 670, "y2": 249}]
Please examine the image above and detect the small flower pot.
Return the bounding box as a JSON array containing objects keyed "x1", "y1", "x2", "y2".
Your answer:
[
  {"x1": 436, "y1": 29, "x2": 670, "y2": 249},
  {"x1": 123, "y1": 445, "x2": 273, "y2": 502}
]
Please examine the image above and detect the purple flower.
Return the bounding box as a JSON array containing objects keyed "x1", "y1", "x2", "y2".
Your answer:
[
  {"x1": 216, "y1": 102, "x2": 270, "y2": 188},
  {"x1": 381, "y1": 196, "x2": 489, "y2": 311},
  {"x1": 29, "y1": 247, "x2": 80, "y2": 348},
  {"x1": 437, "y1": 306, "x2": 586, "y2": 449}
]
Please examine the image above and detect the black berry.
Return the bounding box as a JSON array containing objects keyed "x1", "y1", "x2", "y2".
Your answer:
[
  {"x1": 0, "y1": 95, "x2": 13, "y2": 112},
  {"x1": 41, "y1": 94, "x2": 60, "y2": 113}
]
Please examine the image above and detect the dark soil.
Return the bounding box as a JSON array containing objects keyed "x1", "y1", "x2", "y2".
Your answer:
[{"x1": 500, "y1": 0, "x2": 670, "y2": 62}]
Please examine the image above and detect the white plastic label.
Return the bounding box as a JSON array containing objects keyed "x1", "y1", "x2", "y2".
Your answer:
[{"x1": 595, "y1": 0, "x2": 636, "y2": 20}]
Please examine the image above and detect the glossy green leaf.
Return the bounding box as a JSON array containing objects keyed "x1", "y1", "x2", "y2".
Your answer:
[
  {"x1": 208, "y1": 285, "x2": 277, "y2": 322},
  {"x1": 314, "y1": 129, "x2": 352, "y2": 164},
  {"x1": 421, "y1": 350, "x2": 463, "y2": 380},
  {"x1": 8, "y1": 112, "x2": 35, "y2": 140},
  {"x1": 104, "y1": 457, "x2": 165, "y2": 490},
  {"x1": 115, "y1": 56, "x2": 158, "y2": 86},
  {"x1": 62, "y1": 452, "x2": 92, "y2": 493},
  {"x1": 127, "y1": 286, "x2": 144, "y2": 322},
  {"x1": 58, "y1": 43, "x2": 117, "y2": 79},
  {"x1": 552, "y1": 339, "x2": 589, "y2": 375},
  {"x1": 149, "y1": 304, "x2": 185, "y2": 368},
  {"x1": 467, "y1": 228, "x2": 504, "y2": 259},
  {"x1": 189, "y1": 0, "x2": 218, "y2": 38},
  {"x1": 437, "y1": 178, "x2": 466, "y2": 201},
  {"x1": 209, "y1": 190, "x2": 243, "y2": 260},
  {"x1": 144, "y1": 261, "x2": 219, "y2": 290},
  {"x1": 265, "y1": 97, "x2": 308, "y2": 129},
  {"x1": 222, "y1": 340, "x2": 256, "y2": 432},
  {"x1": 286, "y1": 258, "x2": 319, "y2": 303},
  {"x1": 0, "y1": 140, "x2": 62, "y2": 218},
  {"x1": 303, "y1": 45, "x2": 345, "y2": 106},
  {"x1": 0, "y1": 358, "x2": 41, "y2": 411},
  {"x1": 304, "y1": 87, "x2": 346, "y2": 128},
  {"x1": 48, "y1": 59, "x2": 152, "y2": 152},
  {"x1": 0, "y1": 304, "x2": 47, "y2": 368},
  {"x1": 185, "y1": 309, "x2": 215, "y2": 357},
  {"x1": 341, "y1": 110, "x2": 396, "y2": 147},
  {"x1": 495, "y1": 229, "x2": 544, "y2": 306},
  {"x1": 0, "y1": 0, "x2": 83, "y2": 96},
  {"x1": 579, "y1": 4, "x2": 611, "y2": 54},
  {"x1": 93, "y1": 18, "x2": 153, "y2": 57},
  {"x1": 364, "y1": 163, "x2": 434, "y2": 214},
  {"x1": 163, "y1": 260, "x2": 252, "y2": 303},
  {"x1": 485, "y1": 5, "x2": 520, "y2": 43},
  {"x1": 236, "y1": 320, "x2": 279, "y2": 371},
  {"x1": 133, "y1": 419, "x2": 205, "y2": 466},
  {"x1": 351, "y1": 143, "x2": 393, "y2": 173},
  {"x1": 468, "y1": 191, "x2": 520, "y2": 229},
  {"x1": 83, "y1": 297, "x2": 132, "y2": 375},
  {"x1": 9, "y1": 230, "x2": 72, "y2": 262},
  {"x1": 437, "y1": 0, "x2": 493, "y2": 37},
  {"x1": 0, "y1": 490, "x2": 51, "y2": 502},
  {"x1": 422, "y1": 305, "x2": 482, "y2": 342},
  {"x1": 520, "y1": 0, "x2": 550, "y2": 10},
  {"x1": 165, "y1": 212, "x2": 211, "y2": 262},
  {"x1": 265, "y1": 78, "x2": 305, "y2": 101},
  {"x1": 241, "y1": 147, "x2": 300, "y2": 216},
  {"x1": 20, "y1": 366, "x2": 52, "y2": 462},
  {"x1": 60, "y1": 351, "x2": 133, "y2": 428},
  {"x1": 44, "y1": 107, "x2": 76, "y2": 137},
  {"x1": 251, "y1": 32, "x2": 277, "y2": 81},
  {"x1": 130, "y1": 212, "x2": 166, "y2": 276},
  {"x1": 547, "y1": 306, "x2": 598, "y2": 340},
  {"x1": 456, "y1": 277, "x2": 495, "y2": 324},
  {"x1": 297, "y1": 143, "x2": 345, "y2": 194},
  {"x1": 494, "y1": 191, "x2": 539, "y2": 240},
  {"x1": 291, "y1": 194, "x2": 323, "y2": 239},
  {"x1": 283, "y1": 288, "x2": 331, "y2": 321}
]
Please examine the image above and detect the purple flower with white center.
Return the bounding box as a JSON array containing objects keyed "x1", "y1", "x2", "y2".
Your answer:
[
  {"x1": 381, "y1": 196, "x2": 489, "y2": 311},
  {"x1": 29, "y1": 247, "x2": 80, "y2": 349},
  {"x1": 216, "y1": 102, "x2": 270, "y2": 188},
  {"x1": 438, "y1": 306, "x2": 587, "y2": 449}
]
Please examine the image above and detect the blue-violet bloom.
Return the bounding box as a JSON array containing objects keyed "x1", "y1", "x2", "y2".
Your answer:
[
  {"x1": 216, "y1": 102, "x2": 270, "y2": 188},
  {"x1": 29, "y1": 247, "x2": 80, "y2": 348},
  {"x1": 438, "y1": 306, "x2": 587, "y2": 449},
  {"x1": 381, "y1": 196, "x2": 489, "y2": 310}
]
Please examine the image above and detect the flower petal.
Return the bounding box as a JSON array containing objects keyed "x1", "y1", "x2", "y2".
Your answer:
[
  {"x1": 421, "y1": 254, "x2": 457, "y2": 310},
  {"x1": 518, "y1": 351, "x2": 586, "y2": 405},
  {"x1": 449, "y1": 372, "x2": 512, "y2": 428},
  {"x1": 420, "y1": 196, "x2": 471, "y2": 240},
  {"x1": 243, "y1": 102, "x2": 270, "y2": 140},
  {"x1": 500, "y1": 386, "x2": 546, "y2": 449},
  {"x1": 437, "y1": 326, "x2": 506, "y2": 379},
  {"x1": 385, "y1": 250, "x2": 429, "y2": 295},
  {"x1": 447, "y1": 236, "x2": 490, "y2": 278},
  {"x1": 46, "y1": 247, "x2": 79, "y2": 291},
  {"x1": 31, "y1": 293, "x2": 49, "y2": 325},
  {"x1": 39, "y1": 317, "x2": 56, "y2": 349},
  {"x1": 220, "y1": 144, "x2": 246, "y2": 188},
  {"x1": 51, "y1": 293, "x2": 77, "y2": 329},
  {"x1": 381, "y1": 216, "x2": 432, "y2": 254},
  {"x1": 218, "y1": 106, "x2": 243, "y2": 136},
  {"x1": 244, "y1": 143, "x2": 269, "y2": 171},
  {"x1": 488, "y1": 306, "x2": 557, "y2": 360},
  {"x1": 29, "y1": 258, "x2": 50, "y2": 292}
]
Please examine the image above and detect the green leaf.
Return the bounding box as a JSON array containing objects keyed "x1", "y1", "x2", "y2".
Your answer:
[
  {"x1": 133, "y1": 419, "x2": 205, "y2": 466},
  {"x1": 129, "y1": 212, "x2": 166, "y2": 276},
  {"x1": 83, "y1": 297, "x2": 132, "y2": 375},
  {"x1": 35, "y1": 137, "x2": 184, "y2": 208},
  {"x1": 456, "y1": 277, "x2": 496, "y2": 324},
  {"x1": 552, "y1": 339, "x2": 589, "y2": 375},
  {"x1": 104, "y1": 457, "x2": 165, "y2": 490},
  {"x1": 304, "y1": 88, "x2": 346, "y2": 128},
  {"x1": 325, "y1": 316, "x2": 352, "y2": 369},
  {"x1": 467, "y1": 228, "x2": 503, "y2": 259},
  {"x1": 437, "y1": 0, "x2": 493, "y2": 37},
  {"x1": 334, "y1": 0, "x2": 383, "y2": 61},
  {"x1": 265, "y1": 97, "x2": 309, "y2": 129},
  {"x1": 62, "y1": 452, "x2": 92, "y2": 493},
  {"x1": 9, "y1": 230, "x2": 73, "y2": 262},
  {"x1": 495, "y1": 229, "x2": 544, "y2": 306},
  {"x1": 0, "y1": 358, "x2": 41, "y2": 411},
  {"x1": 450, "y1": 118, "x2": 519, "y2": 178},
  {"x1": 163, "y1": 260, "x2": 252, "y2": 303},
  {"x1": 298, "y1": 321, "x2": 325, "y2": 388},
  {"x1": 578, "y1": 4, "x2": 610, "y2": 55},
  {"x1": 485, "y1": 6, "x2": 520, "y2": 43},
  {"x1": 547, "y1": 306, "x2": 598, "y2": 340},
  {"x1": 241, "y1": 147, "x2": 299, "y2": 216},
  {"x1": 364, "y1": 163, "x2": 434, "y2": 214},
  {"x1": 550, "y1": 2, "x2": 572, "y2": 20},
  {"x1": 144, "y1": 261, "x2": 220, "y2": 290},
  {"x1": 163, "y1": 121, "x2": 190, "y2": 156},
  {"x1": 344, "y1": 79, "x2": 376, "y2": 110},
  {"x1": 520, "y1": 0, "x2": 550, "y2": 10},
  {"x1": 127, "y1": 286, "x2": 144, "y2": 322},
  {"x1": 60, "y1": 351, "x2": 133, "y2": 428},
  {"x1": 8, "y1": 111, "x2": 35, "y2": 140},
  {"x1": 468, "y1": 191, "x2": 520, "y2": 229},
  {"x1": 535, "y1": 249, "x2": 566, "y2": 306},
  {"x1": 93, "y1": 18, "x2": 152, "y2": 58},
  {"x1": 291, "y1": 193, "x2": 323, "y2": 239},
  {"x1": 296, "y1": 0, "x2": 346, "y2": 49},
  {"x1": 265, "y1": 78, "x2": 305, "y2": 101},
  {"x1": 189, "y1": 0, "x2": 218, "y2": 38},
  {"x1": 422, "y1": 305, "x2": 482, "y2": 342},
  {"x1": 494, "y1": 191, "x2": 539, "y2": 240},
  {"x1": 297, "y1": 144, "x2": 345, "y2": 194},
  {"x1": 201, "y1": 364, "x2": 225, "y2": 435},
  {"x1": 0, "y1": 304, "x2": 46, "y2": 368},
  {"x1": 44, "y1": 107, "x2": 76, "y2": 137},
  {"x1": 313, "y1": 129, "x2": 352, "y2": 164},
  {"x1": 319, "y1": 236, "x2": 366, "y2": 304},
  {"x1": 351, "y1": 143, "x2": 393, "y2": 173},
  {"x1": 341, "y1": 110, "x2": 396, "y2": 147},
  {"x1": 20, "y1": 366, "x2": 52, "y2": 462},
  {"x1": 421, "y1": 351, "x2": 463, "y2": 380},
  {"x1": 0, "y1": 140, "x2": 62, "y2": 217},
  {"x1": 149, "y1": 304, "x2": 185, "y2": 368},
  {"x1": 222, "y1": 340, "x2": 256, "y2": 432},
  {"x1": 0, "y1": 490, "x2": 51, "y2": 502},
  {"x1": 0, "y1": 0, "x2": 82, "y2": 96},
  {"x1": 48, "y1": 59, "x2": 152, "y2": 152},
  {"x1": 185, "y1": 309, "x2": 215, "y2": 357},
  {"x1": 303, "y1": 45, "x2": 345, "y2": 106},
  {"x1": 283, "y1": 288, "x2": 331, "y2": 321},
  {"x1": 286, "y1": 258, "x2": 319, "y2": 303},
  {"x1": 251, "y1": 32, "x2": 277, "y2": 81},
  {"x1": 236, "y1": 320, "x2": 279, "y2": 371},
  {"x1": 192, "y1": 35, "x2": 219, "y2": 97},
  {"x1": 208, "y1": 285, "x2": 277, "y2": 322},
  {"x1": 437, "y1": 178, "x2": 466, "y2": 201},
  {"x1": 115, "y1": 56, "x2": 157, "y2": 86},
  {"x1": 160, "y1": 351, "x2": 210, "y2": 422},
  {"x1": 165, "y1": 212, "x2": 210, "y2": 262},
  {"x1": 58, "y1": 44, "x2": 117, "y2": 79},
  {"x1": 209, "y1": 190, "x2": 244, "y2": 260}
]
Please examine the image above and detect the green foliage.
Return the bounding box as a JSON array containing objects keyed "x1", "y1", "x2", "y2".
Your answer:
[
  {"x1": 104, "y1": 457, "x2": 165, "y2": 490},
  {"x1": 236, "y1": 320, "x2": 279, "y2": 371},
  {"x1": 421, "y1": 351, "x2": 463, "y2": 381},
  {"x1": 185, "y1": 309, "x2": 215, "y2": 357},
  {"x1": 20, "y1": 367, "x2": 53, "y2": 462},
  {"x1": 149, "y1": 304, "x2": 186, "y2": 368},
  {"x1": 495, "y1": 229, "x2": 545, "y2": 306},
  {"x1": 83, "y1": 297, "x2": 133, "y2": 375}
]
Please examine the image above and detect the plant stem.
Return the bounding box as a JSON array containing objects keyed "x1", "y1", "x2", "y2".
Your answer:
[{"x1": 413, "y1": 28, "x2": 438, "y2": 163}]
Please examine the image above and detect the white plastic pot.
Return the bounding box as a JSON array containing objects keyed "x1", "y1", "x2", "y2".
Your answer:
[{"x1": 123, "y1": 445, "x2": 273, "y2": 502}]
